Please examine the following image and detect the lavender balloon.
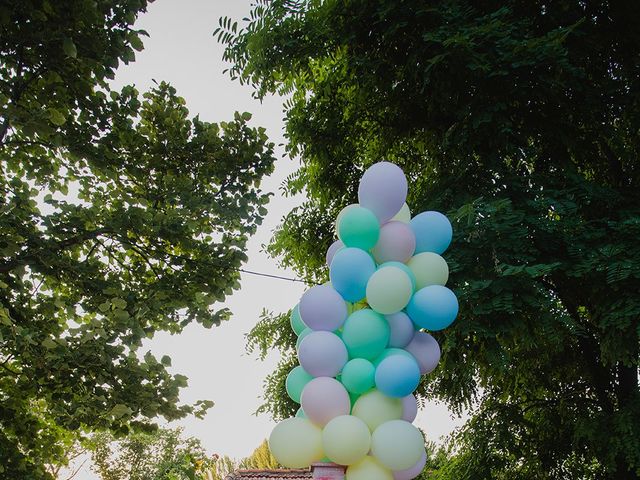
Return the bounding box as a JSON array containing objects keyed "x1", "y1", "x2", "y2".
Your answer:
[
  {"x1": 372, "y1": 221, "x2": 416, "y2": 264},
  {"x1": 386, "y1": 312, "x2": 415, "y2": 348},
  {"x1": 358, "y1": 162, "x2": 408, "y2": 223},
  {"x1": 393, "y1": 450, "x2": 427, "y2": 480},
  {"x1": 326, "y1": 239, "x2": 344, "y2": 266},
  {"x1": 301, "y1": 377, "x2": 351, "y2": 426},
  {"x1": 298, "y1": 331, "x2": 348, "y2": 377},
  {"x1": 299, "y1": 284, "x2": 348, "y2": 331},
  {"x1": 405, "y1": 332, "x2": 441, "y2": 374},
  {"x1": 401, "y1": 394, "x2": 418, "y2": 423}
]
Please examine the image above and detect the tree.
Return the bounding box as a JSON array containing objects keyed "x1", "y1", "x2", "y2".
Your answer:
[
  {"x1": 220, "y1": 1, "x2": 640, "y2": 478},
  {"x1": 86, "y1": 427, "x2": 214, "y2": 480},
  {"x1": 238, "y1": 439, "x2": 280, "y2": 470},
  {"x1": 1, "y1": 1, "x2": 275, "y2": 477}
]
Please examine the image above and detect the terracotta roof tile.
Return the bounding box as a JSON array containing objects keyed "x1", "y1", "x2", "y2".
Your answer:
[{"x1": 224, "y1": 469, "x2": 312, "y2": 480}]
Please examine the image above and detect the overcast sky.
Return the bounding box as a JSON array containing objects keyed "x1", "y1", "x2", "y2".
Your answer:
[{"x1": 66, "y1": 1, "x2": 464, "y2": 477}]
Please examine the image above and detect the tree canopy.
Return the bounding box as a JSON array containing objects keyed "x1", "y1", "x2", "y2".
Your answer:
[
  {"x1": 221, "y1": 1, "x2": 640, "y2": 478},
  {"x1": 1, "y1": 1, "x2": 275, "y2": 477}
]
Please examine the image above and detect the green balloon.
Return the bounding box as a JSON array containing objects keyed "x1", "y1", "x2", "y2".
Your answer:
[
  {"x1": 373, "y1": 348, "x2": 415, "y2": 367},
  {"x1": 338, "y1": 206, "x2": 380, "y2": 250},
  {"x1": 286, "y1": 366, "x2": 314, "y2": 404},
  {"x1": 296, "y1": 327, "x2": 313, "y2": 350},
  {"x1": 341, "y1": 358, "x2": 376, "y2": 394},
  {"x1": 342, "y1": 309, "x2": 390, "y2": 360},
  {"x1": 407, "y1": 252, "x2": 449, "y2": 289},
  {"x1": 290, "y1": 304, "x2": 307, "y2": 335},
  {"x1": 352, "y1": 389, "x2": 403, "y2": 432},
  {"x1": 366, "y1": 266, "x2": 413, "y2": 314},
  {"x1": 381, "y1": 261, "x2": 416, "y2": 291},
  {"x1": 296, "y1": 407, "x2": 306, "y2": 418}
]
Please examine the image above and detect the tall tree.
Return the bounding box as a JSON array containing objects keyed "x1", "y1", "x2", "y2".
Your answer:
[
  {"x1": 0, "y1": 1, "x2": 274, "y2": 478},
  {"x1": 220, "y1": 1, "x2": 640, "y2": 478}
]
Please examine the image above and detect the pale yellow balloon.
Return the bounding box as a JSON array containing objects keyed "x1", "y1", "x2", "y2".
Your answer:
[
  {"x1": 346, "y1": 456, "x2": 393, "y2": 480},
  {"x1": 366, "y1": 266, "x2": 413, "y2": 314},
  {"x1": 352, "y1": 389, "x2": 403, "y2": 432},
  {"x1": 322, "y1": 415, "x2": 371, "y2": 466},
  {"x1": 269, "y1": 417, "x2": 324, "y2": 468},
  {"x1": 371, "y1": 420, "x2": 424, "y2": 471},
  {"x1": 391, "y1": 203, "x2": 411, "y2": 223},
  {"x1": 407, "y1": 252, "x2": 449, "y2": 289}
]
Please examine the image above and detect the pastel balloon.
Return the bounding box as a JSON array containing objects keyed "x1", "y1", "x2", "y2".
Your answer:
[
  {"x1": 322, "y1": 415, "x2": 371, "y2": 466},
  {"x1": 373, "y1": 348, "x2": 416, "y2": 367},
  {"x1": 290, "y1": 304, "x2": 307, "y2": 336},
  {"x1": 296, "y1": 407, "x2": 306, "y2": 418},
  {"x1": 301, "y1": 377, "x2": 351, "y2": 426},
  {"x1": 342, "y1": 309, "x2": 390, "y2": 361},
  {"x1": 326, "y1": 239, "x2": 344, "y2": 266},
  {"x1": 393, "y1": 450, "x2": 427, "y2": 480},
  {"x1": 298, "y1": 331, "x2": 348, "y2": 377},
  {"x1": 371, "y1": 420, "x2": 424, "y2": 470},
  {"x1": 286, "y1": 366, "x2": 314, "y2": 403},
  {"x1": 372, "y1": 221, "x2": 416, "y2": 264},
  {"x1": 401, "y1": 394, "x2": 418, "y2": 423},
  {"x1": 391, "y1": 203, "x2": 411, "y2": 224},
  {"x1": 352, "y1": 389, "x2": 403, "y2": 431},
  {"x1": 385, "y1": 312, "x2": 415, "y2": 348},
  {"x1": 375, "y1": 354, "x2": 421, "y2": 398},
  {"x1": 296, "y1": 327, "x2": 313, "y2": 350},
  {"x1": 346, "y1": 456, "x2": 393, "y2": 480},
  {"x1": 335, "y1": 204, "x2": 359, "y2": 235},
  {"x1": 407, "y1": 252, "x2": 449, "y2": 289},
  {"x1": 405, "y1": 332, "x2": 441, "y2": 374},
  {"x1": 330, "y1": 248, "x2": 377, "y2": 302},
  {"x1": 341, "y1": 358, "x2": 376, "y2": 394},
  {"x1": 299, "y1": 284, "x2": 348, "y2": 331},
  {"x1": 337, "y1": 205, "x2": 380, "y2": 250},
  {"x1": 269, "y1": 417, "x2": 324, "y2": 468},
  {"x1": 410, "y1": 211, "x2": 452, "y2": 255},
  {"x1": 366, "y1": 266, "x2": 413, "y2": 315},
  {"x1": 382, "y1": 261, "x2": 416, "y2": 291},
  {"x1": 406, "y1": 285, "x2": 458, "y2": 331},
  {"x1": 358, "y1": 162, "x2": 408, "y2": 223}
]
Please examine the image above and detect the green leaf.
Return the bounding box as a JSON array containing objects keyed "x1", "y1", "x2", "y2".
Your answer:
[
  {"x1": 62, "y1": 37, "x2": 77, "y2": 58},
  {"x1": 48, "y1": 108, "x2": 66, "y2": 126},
  {"x1": 110, "y1": 404, "x2": 133, "y2": 418},
  {"x1": 41, "y1": 338, "x2": 57, "y2": 349},
  {"x1": 161, "y1": 355, "x2": 172, "y2": 366}
]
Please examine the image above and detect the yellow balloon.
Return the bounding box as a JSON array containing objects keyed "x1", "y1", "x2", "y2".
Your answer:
[
  {"x1": 391, "y1": 203, "x2": 411, "y2": 223},
  {"x1": 269, "y1": 417, "x2": 324, "y2": 468},
  {"x1": 371, "y1": 420, "x2": 424, "y2": 471},
  {"x1": 322, "y1": 415, "x2": 371, "y2": 466},
  {"x1": 352, "y1": 389, "x2": 403, "y2": 432},
  {"x1": 346, "y1": 456, "x2": 393, "y2": 480},
  {"x1": 407, "y1": 252, "x2": 449, "y2": 289}
]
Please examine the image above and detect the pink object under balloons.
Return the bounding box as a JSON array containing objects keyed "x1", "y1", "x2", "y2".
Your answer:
[
  {"x1": 372, "y1": 221, "x2": 416, "y2": 264},
  {"x1": 405, "y1": 332, "x2": 441, "y2": 375},
  {"x1": 393, "y1": 450, "x2": 427, "y2": 480},
  {"x1": 401, "y1": 394, "x2": 418, "y2": 422},
  {"x1": 326, "y1": 239, "x2": 344, "y2": 267},
  {"x1": 299, "y1": 284, "x2": 347, "y2": 331},
  {"x1": 298, "y1": 331, "x2": 348, "y2": 378},
  {"x1": 300, "y1": 377, "x2": 351, "y2": 426},
  {"x1": 358, "y1": 162, "x2": 408, "y2": 223}
]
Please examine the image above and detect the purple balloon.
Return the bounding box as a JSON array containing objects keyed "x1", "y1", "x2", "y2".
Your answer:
[
  {"x1": 298, "y1": 331, "x2": 348, "y2": 377},
  {"x1": 299, "y1": 284, "x2": 348, "y2": 331},
  {"x1": 326, "y1": 239, "x2": 344, "y2": 266},
  {"x1": 405, "y1": 332, "x2": 441, "y2": 374},
  {"x1": 358, "y1": 162, "x2": 408, "y2": 223},
  {"x1": 401, "y1": 394, "x2": 418, "y2": 423},
  {"x1": 300, "y1": 377, "x2": 350, "y2": 426},
  {"x1": 386, "y1": 312, "x2": 416, "y2": 348},
  {"x1": 372, "y1": 221, "x2": 416, "y2": 264},
  {"x1": 393, "y1": 450, "x2": 427, "y2": 480}
]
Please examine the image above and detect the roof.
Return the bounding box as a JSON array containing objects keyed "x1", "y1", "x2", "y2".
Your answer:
[{"x1": 224, "y1": 469, "x2": 312, "y2": 480}]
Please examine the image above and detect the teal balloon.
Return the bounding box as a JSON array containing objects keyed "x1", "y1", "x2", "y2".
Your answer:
[
  {"x1": 406, "y1": 285, "x2": 459, "y2": 331},
  {"x1": 296, "y1": 407, "x2": 306, "y2": 418},
  {"x1": 290, "y1": 304, "x2": 307, "y2": 335},
  {"x1": 381, "y1": 261, "x2": 416, "y2": 291},
  {"x1": 342, "y1": 309, "x2": 390, "y2": 360},
  {"x1": 373, "y1": 348, "x2": 415, "y2": 367},
  {"x1": 286, "y1": 366, "x2": 314, "y2": 404},
  {"x1": 296, "y1": 327, "x2": 313, "y2": 350},
  {"x1": 341, "y1": 358, "x2": 376, "y2": 394},
  {"x1": 337, "y1": 206, "x2": 380, "y2": 250}
]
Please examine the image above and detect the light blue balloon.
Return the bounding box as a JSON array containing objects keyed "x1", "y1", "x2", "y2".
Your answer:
[
  {"x1": 410, "y1": 211, "x2": 452, "y2": 254},
  {"x1": 380, "y1": 261, "x2": 416, "y2": 292},
  {"x1": 329, "y1": 247, "x2": 376, "y2": 302},
  {"x1": 375, "y1": 354, "x2": 421, "y2": 398},
  {"x1": 406, "y1": 285, "x2": 458, "y2": 331}
]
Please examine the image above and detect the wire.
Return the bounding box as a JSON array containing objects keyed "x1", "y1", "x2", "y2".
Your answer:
[{"x1": 239, "y1": 268, "x2": 317, "y2": 284}]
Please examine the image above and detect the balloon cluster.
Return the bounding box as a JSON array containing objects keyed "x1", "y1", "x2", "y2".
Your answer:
[{"x1": 269, "y1": 162, "x2": 458, "y2": 480}]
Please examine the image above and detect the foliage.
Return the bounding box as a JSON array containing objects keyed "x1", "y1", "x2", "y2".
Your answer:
[
  {"x1": 221, "y1": 1, "x2": 640, "y2": 478},
  {"x1": 86, "y1": 427, "x2": 214, "y2": 480},
  {"x1": 238, "y1": 439, "x2": 281, "y2": 470},
  {"x1": 0, "y1": 1, "x2": 275, "y2": 478}
]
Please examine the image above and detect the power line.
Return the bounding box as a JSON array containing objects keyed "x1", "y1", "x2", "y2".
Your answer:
[{"x1": 239, "y1": 268, "x2": 319, "y2": 284}]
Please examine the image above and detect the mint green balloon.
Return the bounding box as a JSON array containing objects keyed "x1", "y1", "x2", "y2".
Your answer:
[
  {"x1": 373, "y1": 348, "x2": 415, "y2": 367},
  {"x1": 407, "y1": 252, "x2": 449, "y2": 289},
  {"x1": 296, "y1": 327, "x2": 313, "y2": 350},
  {"x1": 381, "y1": 261, "x2": 416, "y2": 291},
  {"x1": 290, "y1": 304, "x2": 307, "y2": 335},
  {"x1": 296, "y1": 407, "x2": 306, "y2": 418},
  {"x1": 342, "y1": 358, "x2": 376, "y2": 394},
  {"x1": 338, "y1": 205, "x2": 380, "y2": 250},
  {"x1": 366, "y1": 266, "x2": 413, "y2": 314},
  {"x1": 342, "y1": 309, "x2": 390, "y2": 360},
  {"x1": 286, "y1": 366, "x2": 314, "y2": 404}
]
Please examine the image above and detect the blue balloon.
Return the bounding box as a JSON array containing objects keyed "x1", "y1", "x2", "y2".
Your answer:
[
  {"x1": 375, "y1": 354, "x2": 421, "y2": 398},
  {"x1": 329, "y1": 247, "x2": 376, "y2": 302},
  {"x1": 406, "y1": 285, "x2": 458, "y2": 331},
  {"x1": 410, "y1": 211, "x2": 452, "y2": 254}
]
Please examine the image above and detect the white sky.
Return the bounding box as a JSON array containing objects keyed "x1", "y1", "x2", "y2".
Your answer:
[{"x1": 64, "y1": 1, "x2": 464, "y2": 478}]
